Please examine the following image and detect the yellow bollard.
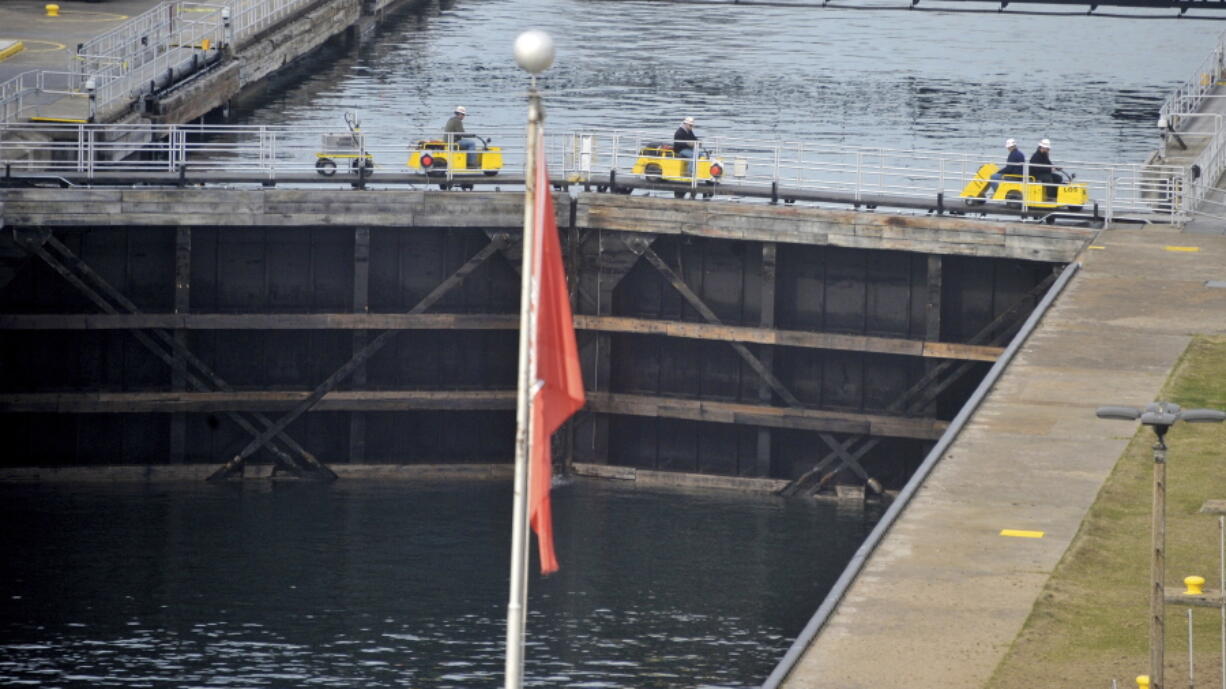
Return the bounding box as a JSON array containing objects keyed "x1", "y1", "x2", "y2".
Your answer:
[
  {"x1": 1137, "y1": 675, "x2": 1151, "y2": 689},
  {"x1": 1184, "y1": 575, "x2": 1206, "y2": 595},
  {"x1": 45, "y1": 4, "x2": 59, "y2": 17},
  {"x1": 200, "y1": 38, "x2": 210, "y2": 51}
]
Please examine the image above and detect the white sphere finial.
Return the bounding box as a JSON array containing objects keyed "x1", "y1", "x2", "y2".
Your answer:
[{"x1": 513, "y1": 30, "x2": 555, "y2": 75}]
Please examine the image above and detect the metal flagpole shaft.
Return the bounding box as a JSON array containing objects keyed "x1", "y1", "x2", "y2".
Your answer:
[{"x1": 505, "y1": 83, "x2": 543, "y2": 689}]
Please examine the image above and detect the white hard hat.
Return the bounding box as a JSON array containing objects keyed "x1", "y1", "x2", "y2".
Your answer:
[
  {"x1": 455, "y1": 106, "x2": 467, "y2": 115},
  {"x1": 1039, "y1": 138, "x2": 1051, "y2": 148},
  {"x1": 683, "y1": 116, "x2": 695, "y2": 126},
  {"x1": 1005, "y1": 138, "x2": 1016, "y2": 148}
]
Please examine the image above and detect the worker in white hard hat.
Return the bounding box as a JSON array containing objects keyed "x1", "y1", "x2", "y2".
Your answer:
[
  {"x1": 1029, "y1": 138, "x2": 1064, "y2": 199},
  {"x1": 982, "y1": 137, "x2": 1025, "y2": 199},
  {"x1": 444, "y1": 106, "x2": 479, "y2": 169},
  {"x1": 673, "y1": 116, "x2": 699, "y2": 176}
]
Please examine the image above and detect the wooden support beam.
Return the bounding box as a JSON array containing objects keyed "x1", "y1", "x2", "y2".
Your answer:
[
  {"x1": 0, "y1": 390, "x2": 945, "y2": 441},
  {"x1": 756, "y1": 242, "x2": 777, "y2": 477},
  {"x1": 207, "y1": 234, "x2": 510, "y2": 481},
  {"x1": 635, "y1": 241, "x2": 803, "y2": 408},
  {"x1": 574, "y1": 316, "x2": 1002, "y2": 362},
  {"x1": 0, "y1": 390, "x2": 517, "y2": 412},
  {"x1": 585, "y1": 392, "x2": 946, "y2": 440},
  {"x1": 0, "y1": 313, "x2": 1004, "y2": 362},
  {"x1": 170, "y1": 226, "x2": 191, "y2": 465},
  {"x1": 924, "y1": 254, "x2": 943, "y2": 417},
  {"x1": 0, "y1": 313, "x2": 521, "y2": 331},
  {"x1": 779, "y1": 267, "x2": 1061, "y2": 497},
  {"x1": 350, "y1": 227, "x2": 370, "y2": 464},
  {"x1": 14, "y1": 229, "x2": 331, "y2": 479}
]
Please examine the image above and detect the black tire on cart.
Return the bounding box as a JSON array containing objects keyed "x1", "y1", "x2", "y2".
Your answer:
[
  {"x1": 351, "y1": 158, "x2": 374, "y2": 174},
  {"x1": 1004, "y1": 190, "x2": 1023, "y2": 210},
  {"x1": 316, "y1": 158, "x2": 337, "y2": 176},
  {"x1": 644, "y1": 164, "x2": 662, "y2": 183}
]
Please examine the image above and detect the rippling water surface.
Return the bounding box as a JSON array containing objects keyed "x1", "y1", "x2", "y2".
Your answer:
[
  {"x1": 233, "y1": 0, "x2": 1221, "y2": 164},
  {"x1": 0, "y1": 481, "x2": 879, "y2": 688}
]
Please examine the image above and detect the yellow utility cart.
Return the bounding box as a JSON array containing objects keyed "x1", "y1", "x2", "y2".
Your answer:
[
  {"x1": 315, "y1": 112, "x2": 374, "y2": 176},
  {"x1": 961, "y1": 162, "x2": 1088, "y2": 212},
  {"x1": 630, "y1": 143, "x2": 724, "y2": 198},
  {"x1": 406, "y1": 136, "x2": 502, "y2": 189}
]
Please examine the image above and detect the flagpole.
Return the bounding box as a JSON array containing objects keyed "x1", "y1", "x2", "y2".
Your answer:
[{"x1": 506, "y1": 30, "x2": 555, "y2": 689}]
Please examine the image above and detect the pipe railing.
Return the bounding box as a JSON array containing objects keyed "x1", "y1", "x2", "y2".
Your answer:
[
  {"x1": 1158, "y1": 30, "x2": 1226, "y2": 133},
  {"x1": 1154, "y1": 30, "x2": 1226, "y2": 217},
  {"x1": 0, "y1": 122, "x2": 1189, "y2": 224}
]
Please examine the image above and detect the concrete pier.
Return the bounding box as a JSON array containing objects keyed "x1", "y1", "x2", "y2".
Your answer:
[
  {"x1": 0, "y1": 0, "x2": 426, "y2": 125},
  {"x1": 776, "y1": 227, "x2": 1226, "y2": 689}
]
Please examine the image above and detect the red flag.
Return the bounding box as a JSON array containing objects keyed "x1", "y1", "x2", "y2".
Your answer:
[{"x1": 527, "y1": 136, "x2": 585, "y2": 575}]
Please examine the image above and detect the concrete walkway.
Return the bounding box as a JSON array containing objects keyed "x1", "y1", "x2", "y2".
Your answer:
[
  {"x1": 0, "y1": 0, "x2": 166, "y2": 84},
  {"x1": 781, "y1": 226, "x2": 1226, "y2": 689}
]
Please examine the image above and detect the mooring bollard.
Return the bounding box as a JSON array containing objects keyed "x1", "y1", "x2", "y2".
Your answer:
[
  {"x1": 1184, "y1": 575, "x2": 1206, "y2": 595},
  {"x1": 1136, "y1": 674, "x2": 1151, "y2": 689},
  {"x1": 45, "y1": 4, "x2": 59, "y2": 17}
]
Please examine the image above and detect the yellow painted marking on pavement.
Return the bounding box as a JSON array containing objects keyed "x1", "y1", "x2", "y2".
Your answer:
[
  {"x1": 0, "y1": 41, "x2": 23, "y2": 62},
  {"x1": 1000, "y1": 529, "x2": 1045, "y2": 538},
  {"x1": 1165, "y1": 246, "x2": 1201, "y2": 253},
  {"x1": 1088, "y1": 245, "x2": 1106, "y2": 250},
  {"x1": 14, "y1": 39, "x2": 66, "y2": 54}
]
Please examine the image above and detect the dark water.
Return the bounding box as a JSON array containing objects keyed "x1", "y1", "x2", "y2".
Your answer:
[
  {"x1": 0, "y1": 480, "x2": 879, "y2": 688},
  {"x1": 233, "y1": 0, "x2": 1222, "y2": 164}
]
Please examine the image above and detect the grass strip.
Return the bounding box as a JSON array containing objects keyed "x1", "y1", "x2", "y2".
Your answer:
[{"x1": 988, "y1": 335, "x2": 1226, "y2": 689}]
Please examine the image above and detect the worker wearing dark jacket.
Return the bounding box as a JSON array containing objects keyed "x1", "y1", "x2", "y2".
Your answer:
[
  {"x1": 673, "y1": 116, "x2": 699, "y2": 174},
  {"x1": 1030, "y1": 139, "x2": 1063, "y2": 179},
  {"x1": 1029, "y1": 138, "x2": 1063, "y2": 199},
  {"x1": 983, "y1": 138, "x2": 1025, "y2": 198}
]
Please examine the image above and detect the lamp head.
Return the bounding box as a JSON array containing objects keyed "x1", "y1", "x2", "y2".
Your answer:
[
  {"x1": 1180, "y1": 409, "x2": 1226, "y2": 423},
  {"x1": 1096, "y1": 406, "x2": 1140, "y2": 421},
  {"x1": 513, "y1": 30, "x2": 555, "y2": 75}
]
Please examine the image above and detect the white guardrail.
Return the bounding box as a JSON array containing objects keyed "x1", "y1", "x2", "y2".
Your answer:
[
  {"x1": 0, "y1": 123, "x2": 1189, "y2": 225},
  {"x1": 0, "y1": 0, "x2": 319, "y2": 124},
  {"x1": 1157, "y1": 30, "x2": 1226, "y2": 220}
]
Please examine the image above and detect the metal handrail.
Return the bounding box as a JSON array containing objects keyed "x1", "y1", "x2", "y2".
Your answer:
[
  {"x1": 0, "y1": 122, "x2": 1189, "y2": 225},
  {"x1": 1154, "y1": 30, "x2": 1226, "y2": 217},
  {"x1": 1158, "y1": 30, "x2": 1226, "y2": 131}
]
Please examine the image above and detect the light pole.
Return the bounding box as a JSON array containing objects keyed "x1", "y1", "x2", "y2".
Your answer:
[
  {"x1": 505, "y1": 28, "x2": 555, "y2": 689},
  {"x1": 1097, "y1": 402, "x2": 1226, "y2": 689}
]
